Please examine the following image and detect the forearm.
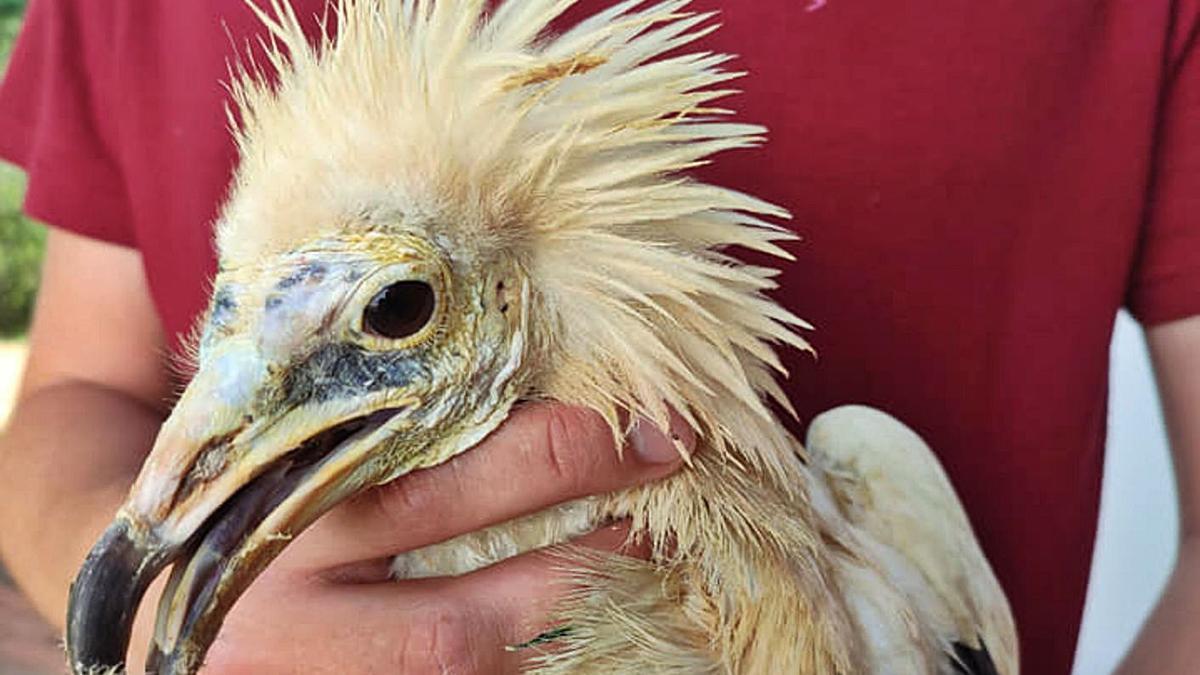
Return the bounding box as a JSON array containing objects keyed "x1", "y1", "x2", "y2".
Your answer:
[
  {"x1": 1116, "y1": 539, "x2": 1200, "y2": 674},
  {"x1": 0, "y1": 380, "x2": 162, "y2": 629},
  {"x1": 1123, "y1": 316, "x2": 1200, "y2": 673}
]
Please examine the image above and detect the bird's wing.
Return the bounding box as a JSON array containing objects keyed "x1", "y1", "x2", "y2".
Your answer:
[{"x1": 805, "y1": 405, "x2": 1019, "y2": 675}]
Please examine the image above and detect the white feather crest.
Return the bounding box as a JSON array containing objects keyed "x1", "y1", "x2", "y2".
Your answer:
[{"x1": 223, "y1": 0, "x2": 811, "y2": 483}]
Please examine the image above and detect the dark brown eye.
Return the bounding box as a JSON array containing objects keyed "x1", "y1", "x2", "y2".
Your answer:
[{"x1": 363, "y1": 281, "x2": 436, "y2": 340}]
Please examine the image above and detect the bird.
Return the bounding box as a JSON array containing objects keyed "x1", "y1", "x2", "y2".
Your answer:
[{"x1": 64, "y1": 0, "x2": 1018, "y2": 673}]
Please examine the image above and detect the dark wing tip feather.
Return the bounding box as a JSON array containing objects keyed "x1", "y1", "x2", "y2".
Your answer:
[{"x1": 950, "y1": 638, "x2": 1002, "y2": 675}]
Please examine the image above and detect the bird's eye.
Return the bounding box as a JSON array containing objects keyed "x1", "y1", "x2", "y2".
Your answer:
[{"x1": 363, "y1": 281, "x2": 436, "y2": 340}]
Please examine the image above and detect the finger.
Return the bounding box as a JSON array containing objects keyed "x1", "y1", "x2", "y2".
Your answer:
[
  {"x1": 295, "y1": 403, "x2": 694, "y2": 568},
  {"x1": 205, "y1": 522, "x2": 645, "y2": 674},
  {"x1": 203, "y1": 573, "x2": 494, "y2": 674}
]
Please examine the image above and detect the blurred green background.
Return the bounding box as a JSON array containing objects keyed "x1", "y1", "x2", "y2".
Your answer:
[{"x1": 0, "y1": 0, "x2": 40, "y2": 339}]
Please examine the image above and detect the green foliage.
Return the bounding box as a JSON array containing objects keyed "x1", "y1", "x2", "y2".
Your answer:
[
  {"x1": 0, "y1": 165, "x2": 42, "y2": 337},
  {"x1": 0, "y1": 2, "x2": 39, "y2": 337},
  {"x1": 0, "y1": 1, "x2": 23, "y2": 55}
]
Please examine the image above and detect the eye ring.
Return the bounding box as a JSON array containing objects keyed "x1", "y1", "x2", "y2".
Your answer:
[{"x1": 362, "y1": 280, "x2": 437, "y2": 340}]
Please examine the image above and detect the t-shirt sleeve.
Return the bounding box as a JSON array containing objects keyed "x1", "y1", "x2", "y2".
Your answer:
[
  {"x1": 1126, "y1": 7, "x2": 1200, "y2": 325},
  {"x1": 0, "y1": 0, "x2": 135, "y2": 247}
]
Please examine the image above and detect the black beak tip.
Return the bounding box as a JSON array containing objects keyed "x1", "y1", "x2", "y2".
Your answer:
[{"x1": 66, "y1": 519, "x2": 168, "y2": 674}]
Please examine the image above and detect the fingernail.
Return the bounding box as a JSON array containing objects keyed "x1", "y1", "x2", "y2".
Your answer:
[{"x1": 629, "y1": 419, "x2": 684, "y2": 465}]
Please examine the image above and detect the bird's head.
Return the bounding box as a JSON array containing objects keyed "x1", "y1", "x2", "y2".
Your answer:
[{"x1": 66, "y1": 1, "x2": 809, "y2": 673}]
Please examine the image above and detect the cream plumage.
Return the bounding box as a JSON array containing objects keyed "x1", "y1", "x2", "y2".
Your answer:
[{"x1": 65, "y1": 1, "x2": 1017, "y2": 673}]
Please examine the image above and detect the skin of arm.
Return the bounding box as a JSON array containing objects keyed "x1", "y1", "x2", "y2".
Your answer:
[
  {"x1": 0, "y1": 228, "x2": 687, "y2": 673},
  {"x1": 0, "y1": 228, "x2": 172, "y2": 628},
  {"x1": 1116, "y1": 315, "x2": 1200, "y2": 674}
]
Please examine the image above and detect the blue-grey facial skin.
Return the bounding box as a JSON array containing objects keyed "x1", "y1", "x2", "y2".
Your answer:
[
  {"x1": 201, "y1": 255, "x2": 371, "y2": 359},
  {"x1": 211, "y1": 287, "x2": 238, "y2": 328},
  {"x1": 196, "y1": 253, "x2": 448, "y2": 425},
  {"x1": 279, "y1": 343, "x2": 431, "y2": 407},
  {"x1": 198, "y1": 285, "x2": 241, "y2": 354},
  {"x1": 275, "y1": 262, "x2": 329, "y2": 291}
]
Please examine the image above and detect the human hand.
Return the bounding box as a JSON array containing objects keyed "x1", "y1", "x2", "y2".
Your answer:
[{"x1": 142, "y1": 403, "x2": 691, "y2": 674}]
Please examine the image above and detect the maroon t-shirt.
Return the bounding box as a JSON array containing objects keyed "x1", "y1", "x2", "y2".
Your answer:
[{"x1": 2, "y1": 1, "x2": 1198, "y2": 672}]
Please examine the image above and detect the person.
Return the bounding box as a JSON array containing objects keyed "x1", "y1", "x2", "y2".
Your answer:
[{"x1": 0, "y1": 0, "x2": 1196, "y2": 672}]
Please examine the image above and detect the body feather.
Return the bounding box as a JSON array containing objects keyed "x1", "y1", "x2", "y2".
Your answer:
[{"x1": 805, "y1": 406, "x2": 1019, "y2": 674}]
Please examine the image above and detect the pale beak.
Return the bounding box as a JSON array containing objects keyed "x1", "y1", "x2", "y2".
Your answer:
[{"x1": 66, "y1": 343, "x2": 411, "y2": 674}]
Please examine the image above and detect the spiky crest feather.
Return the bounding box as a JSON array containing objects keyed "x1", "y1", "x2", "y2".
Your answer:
[{"x1": 223, "y1": 0, "x2": 812, "y2": 489}]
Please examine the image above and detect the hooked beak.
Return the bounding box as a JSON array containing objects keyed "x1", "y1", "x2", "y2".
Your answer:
[{"x1": 66, "y1": 344, "x2": 413, "y2": 674}]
